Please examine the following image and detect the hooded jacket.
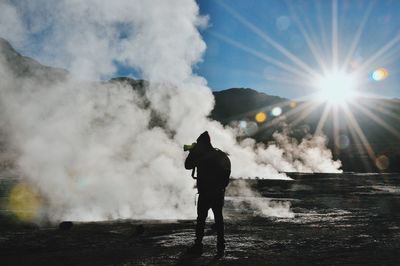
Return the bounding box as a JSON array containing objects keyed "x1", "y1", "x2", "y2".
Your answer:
[{"x1": 185, "y1": 131, "x2": 230, "y2": 194}]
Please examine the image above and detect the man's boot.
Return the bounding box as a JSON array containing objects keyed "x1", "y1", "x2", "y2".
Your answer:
[
  {"x1": 187, "y1": 241, "x2": 203, "y2": 256},
  {"x1": 216, "y1": 241, "x2": 225, "y2": 257}
]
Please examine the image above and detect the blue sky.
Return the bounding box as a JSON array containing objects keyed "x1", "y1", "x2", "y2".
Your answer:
[
  {"x1": 194, "y1": 0, "x2": 400, "y2": 99},
  {"x1": 8, "y1": 0, "x2": 400, "y2": 99}
]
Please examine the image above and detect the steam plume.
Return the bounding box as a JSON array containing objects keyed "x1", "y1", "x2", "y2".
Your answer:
[{"x1": 0, "y1": 0, "x2": 340, "y2": 221}]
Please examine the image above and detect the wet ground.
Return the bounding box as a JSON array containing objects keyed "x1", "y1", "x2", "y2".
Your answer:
[{"x1": 1, "y1": 173, "x2": 400, "y2": 265}]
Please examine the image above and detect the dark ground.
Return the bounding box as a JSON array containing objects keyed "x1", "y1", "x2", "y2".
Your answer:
[{"x1": 1, "y1": 173, "x2": 400, "y2": 266}]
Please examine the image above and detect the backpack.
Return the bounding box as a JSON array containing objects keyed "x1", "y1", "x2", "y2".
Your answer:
[
  {"x1": 189, "y1": 148, "x2": 231, "y2": 189},
  {"x1": 214, "y1": 148, "x2": 231, "y2": 188}
]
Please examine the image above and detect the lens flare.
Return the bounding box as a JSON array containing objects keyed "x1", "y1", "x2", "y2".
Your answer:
[
  {"x1": 276, "y1": 16, "x2": 291, "y2": 31},
  {"x1": 371, "y1": 67, "x2": 389, "y2": 81},
  {"x1": 239, "y1": 120, "x2": 247, "y2": 128},
  {"x1": 289, "y1": 101, "x2": 297, "y2": 108},
  {"x1": 271, "y1": 107, "x2": 282, "y2": 116},
  {"x1": 336, "y1": 134, "x2": 350, "y2": 149},
  {"x1": 376, "y1": 155, "x2": 389, "y2": 170},
  {"x1": 244, "y1": 121, "x2": 259, "y2": 136},
  {"x1": 8, "y1": 183, "x2": 42, "y2": 222},
  {"x1": 255, "y1": 112, "x2": 267, "y2": 123}
]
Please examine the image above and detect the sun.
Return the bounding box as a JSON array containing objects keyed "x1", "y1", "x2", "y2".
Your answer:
[{"x1": 314, "y1": 70, "x2": 359, "y2": 104}]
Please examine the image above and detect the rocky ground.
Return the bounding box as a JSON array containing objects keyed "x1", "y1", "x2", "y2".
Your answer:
[{"x1": 1, "y1": 173, "x2": 400, "y2": 265}]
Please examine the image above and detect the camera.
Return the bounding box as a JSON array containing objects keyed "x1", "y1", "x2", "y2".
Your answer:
[{"x1": 183, "y1": 142, "x2": 197, "y2": 151}]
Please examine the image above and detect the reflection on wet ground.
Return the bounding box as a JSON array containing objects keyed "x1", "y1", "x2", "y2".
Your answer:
[{"x1": 1, "y1": 173, "x2": 400, "y2": 265}]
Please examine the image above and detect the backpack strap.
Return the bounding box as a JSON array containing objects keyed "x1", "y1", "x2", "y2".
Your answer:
[{"x1": 191, "y1": 167, "x2": 197, "y2": 179}]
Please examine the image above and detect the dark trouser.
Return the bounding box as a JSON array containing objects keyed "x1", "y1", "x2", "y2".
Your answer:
[{"x1": 195, "y1": 192, "x2": 225, "y2": 247}]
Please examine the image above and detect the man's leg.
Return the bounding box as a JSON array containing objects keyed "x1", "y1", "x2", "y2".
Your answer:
[
  {"x1": 211, "y1": 193, "x2": 225, "y2": 255},
  {"x1": 188, "y1": 194, "x2": 209, "y2": 255},
  {"x1": 195, "y1": 194, "x2": 209, "y2": 244}
]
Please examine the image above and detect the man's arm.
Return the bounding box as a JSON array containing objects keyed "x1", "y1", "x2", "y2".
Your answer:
[{"x1": 184, "y1": 151, "x2": 198, "y2": 169}]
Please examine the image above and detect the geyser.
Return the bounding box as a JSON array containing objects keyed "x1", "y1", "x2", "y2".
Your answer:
[{"x1": 0, "y1": 0, "x2": 341, "y2": 222}]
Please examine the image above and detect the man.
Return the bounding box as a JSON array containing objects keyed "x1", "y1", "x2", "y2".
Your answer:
[{"x1": 184, "y1": 131, "x2": 230, "y2": 257}]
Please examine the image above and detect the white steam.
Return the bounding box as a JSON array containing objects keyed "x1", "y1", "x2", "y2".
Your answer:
[
  {"x1": 255, "y1": 131, "x2": 342, "y2": 173},
  {"x1": 0, "y1": 0, "x2": 340, "y2": 221},
  {"x1": 227, "y1": 180, "x2": 294, "y2": 218}
]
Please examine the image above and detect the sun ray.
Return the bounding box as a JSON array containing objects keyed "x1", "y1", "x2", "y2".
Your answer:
[
  {"x1": 215, "y1": 95, "x2": 303, "y2": 127},
  {"x1": 216, "y1": 101, "x2": 284, "y2": 125},
  {"x1": 349, "y1": 101, "x2": 400, "y2": 139},
  {"x1": 365, "y1": 100, "x2": 400, "y2": 123},
  {"x1": 212, "y1": 0, "x2": 399, "y2": 173},
  {"x1": 315, "y1": 103, "x2": 332, "y2": 135},
  {"x1": 315, "y1": 0, "x2": 330, "y2": 59},
  {"x1": 344, "y1": 112, "x2": 375, "y2": 172},
  {"x1": 210, "y1": 31, "x2": 310, "y2": 80},
  {"x1": 353, "y1": 91, "x2": 391, "y2": 100},
  {"x1": 356, "y1": 33, "x2": 400, "y2": 75},
  {"x1": 285, "y1": 1, "x2": 327, "y2": 72},
  {"x1": 304, "y1": 2, "x2": 332, "y2": 67},
  {"x1": 342, "y1": 104, "x2": 376, "y2": 164},
  {"x1": 264, "y1": 74, "x2": 314, "y2": 88},
  {"x1": 289, "y1": 101, "x2": 323, "y2": 128},
  {"x1": 368, "y1": 47, "x2": 400, "y2": 73},
  {"x1": 331, "y1": 0, "x2": 339, "y2": 68},
  {"x1": 342, "y1": 1, "x2": 374, "y2": 70},
  {"x1": 332, "y1": 104, "x2": 340, "y2": 156},
  {"x1": 255, "y1": 100, "x2": 315, "y2": 133},
  {"x1": 382, "y1": 47, "x2": 400, "y2": 65},
  {"x1": 217, "y1": 0, "x2": 317, "y2": 77}
]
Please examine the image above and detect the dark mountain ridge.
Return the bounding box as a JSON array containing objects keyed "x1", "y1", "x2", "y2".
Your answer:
[{"x1": 211, "y1": 88, "x2": 287, "y2": 123}]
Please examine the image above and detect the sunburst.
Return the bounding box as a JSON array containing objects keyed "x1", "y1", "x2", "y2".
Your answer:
[{"x1": 215, "y1": 0, "x2": 400, "y2": 172}]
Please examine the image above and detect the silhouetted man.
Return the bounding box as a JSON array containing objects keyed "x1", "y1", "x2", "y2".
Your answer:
[{"x1": 184, "y1": 131, "x2": 231, "y2": 257}]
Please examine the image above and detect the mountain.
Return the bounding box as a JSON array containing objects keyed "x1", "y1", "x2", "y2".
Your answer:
[
  {"x1": 211, "y1": 87, "x2": 400, "y2": 172},
  {"x1": 1, "y1": 38, "x2": 399, "y2": 172},
  {"x1": 211, "y1": 88, "x2": 287, "y2": 123},
  {"x1": 0, "y1": 38, "x2": 67, "y2": 81}
]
